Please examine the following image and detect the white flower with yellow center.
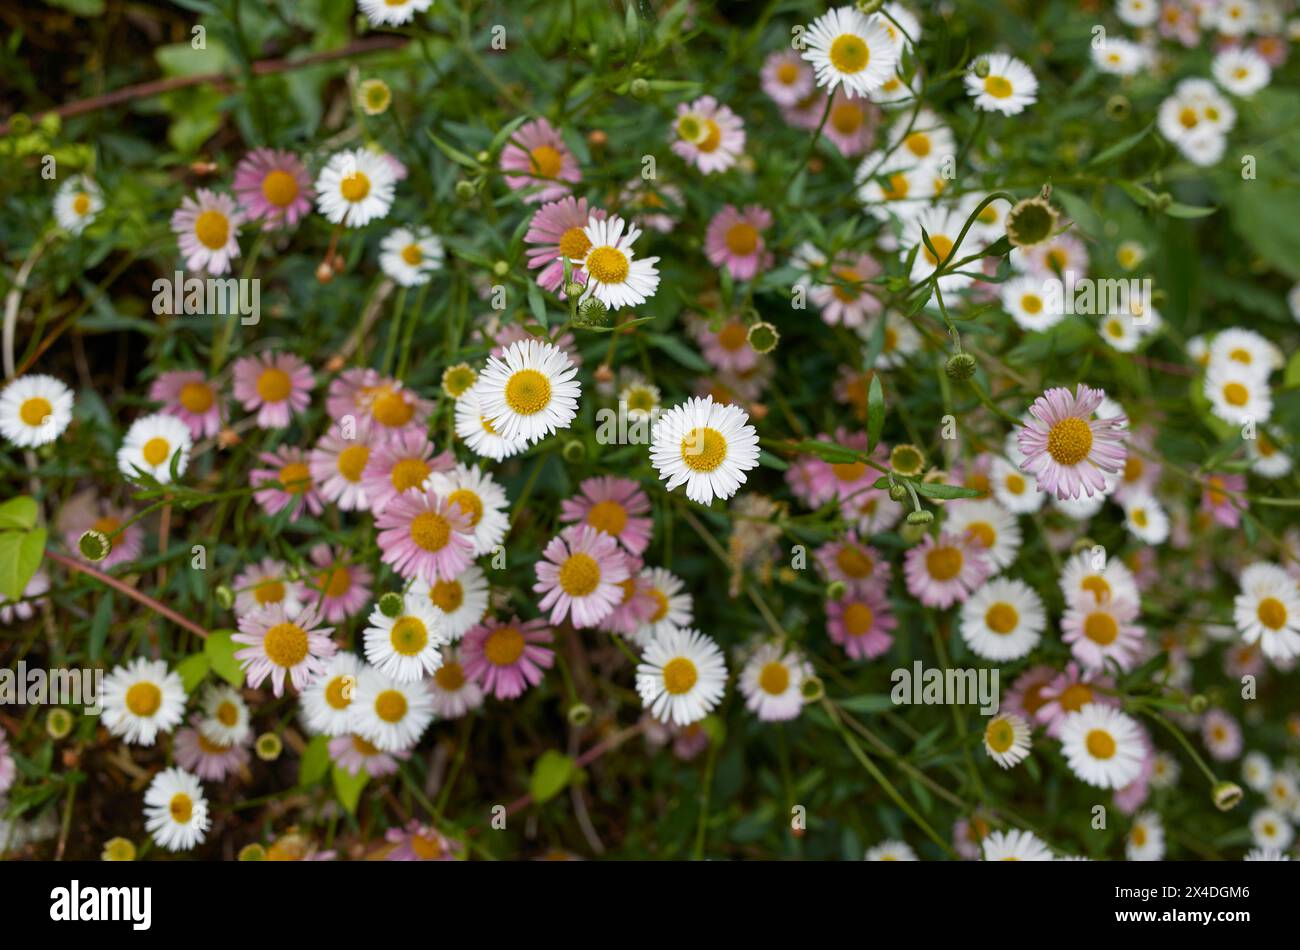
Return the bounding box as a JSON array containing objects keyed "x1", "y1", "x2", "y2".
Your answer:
[
  {"x1": 981, "y1": 828, "x2": 1052, "y2": 861},
  {"x1": 0, "y1": 374, "x2": 74, "y2": 448},
  {"x1": 363, "y1": 594, "x2": 448, "y2": 683},
  {"x1": 1122, "y1": 491, "x2": 1169, "y2": 545},
  {"x1": 739, "y1": 642, "x2": 812, "y2": 722},
  {"x1": 961, "y1": 577, "x2": 1045, "y2": 662},
  {"x1": 965, "y1": 52, "x2": 1038, "y2": 115},
  {"x1": 418, "y1": 563, "x2": 490, "y2": 641},
  {"x1": 1092, "y1": 37, "x2": 1148, "y2": 76},
  {"x1": 429, "y1": 463, "x2": 509, "y2": 556},
  {"x1": 1212, "y1": 46, "x2": 1271, "y2": 96},
  {"x1": 1233, "y1": 561, "x2": 1300, "y2": 662},
  {"x1": 1216, "y1": 0, "x2": 1257, "y2": 37},
  {"x1": 1250, "y1": 807, "x2": 1294, "y2": 851},
  {"x1": 1241, "y1": 751, "x2": 1273, "y2": 792},
  {"x1": 649, "y1": 396, "x2": 760, "y2": 506},
  {"x1": 619, "y1": 374, "x2": 662, "y2": 419},
  {"x1": 117, "y1": 412, "x2": 193, "y2": 484},
  {"x1": 1001, "y1": 275, "x2": 1065, "y2": 332},
  {"x1": 477, "y1": 338, "x2": 581, "y2": 445},
  {"x1": 801, "y1": 6, "x2": 899, "y2": 99},
  {"x1": 983, "y1": 712, "x2": 1032, "y2": 769},
  {"x1": 454, "y1": 383, "x2": 530, "y2": 461},
  {"x1": 1209, "y1": 328, "x2": 1282, "y2": 377},
  {"x1": 1059, "y1": 703, "x2": 1145, "y2": 788},
  {"x1": 379, "y1": 225, "x2": 445, "y2": 286},
  {"x1": 348, "y1": 664, "x2": 435, "y2": 752},
  {"x1": 635, "y1": 566, "x2": 693, "y2": 645},
  {"x1": 636, "y1": 627, "x2": 728, "y2": 727},
  {"x1": 315, "y1": 148, "x2": 396, "y2": 228},
  {"x1": 989, "y1": 454, "x2": 1043, "y2": 514},
  {"x1": 143, "y1": 767, "x2": 210, "y2": 852},
  {"x1": 1248, "y1": 429, "x2": 1292, "y2": 479},
  {"x1": 101, "y1": 657, "x2": 186, "y2": 746},
  {"x1": 357, "y1": 0, "x2": 432, "y2": 27},
  {"x1": 944, "y1": 499, "x2": 1022, "y2": 571},
  {"x1": 1116, "y1": 0, "x2": 1159, "y2": 27},
  {"x1": 578, "y1": 214, "x2": 661, "y2": 310},
  {"x1": 53, "y1": 175, "x2": 103, "y2": 234},
  {"x1": 1059, "y1": 550, "x2": 1138, "y2": 609},
  {"x1": 300, "y1": 652, "x2": 364, "y2": 736},
  {"x1": 197, "y1": 683, "x2": 250, "y2": 746},
  {"x1": 1205, "y1": 362, "x2": 1272, "y2": 425},
  {"x1": 901, "y1": 206, "x2": 971, "y2": 292},
  {"x1": 1126, "y1": 811, "x2": 1165, "y2": 861},
  {"x1": 865, "y1": 839, "x2": 918, "y2": 861}
]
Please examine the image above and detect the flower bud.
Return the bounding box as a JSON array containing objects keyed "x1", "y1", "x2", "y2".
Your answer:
[
  {"x1": 906, "y1": 509, "x2": 934, "y2": 525},
  {"x1": 826, "y1": 580, "x2": 847, "y2": 600},
  {"x1": 102, "y1": 837, "x2": 137, "y2": 862},
  {"x1": 47, "y1": 707, "x2": 74, "y2": 739},
  {"x1": 629, "y1": 78, "x2": 650, "y2": 99},
  {"x1": 1212, "y1": 781, "x2": 1243, "y2": 812},
  {"x1": 255, "y1": 732, "x2": 283, "y2": 762},
  {"x1": 454, "y1": 179, "x2": 477, "y2": 201},
  {"x1": 378, "y1": 592, "x2": 404, "y2": 618},
  {"x1": 567, "y1": 703, "x2": 593, "y2": 726},
  {"x1": 562, "y1": 440, "x2": 586, "y2": 463},
  {"x1": 945, "y1": 351, "x2": 978, "y2": 381},
  {"x1": 747, "y1": 321, "x2": 780, "y2": 354},
  {"x1": 78, "y1": 529, "x2": 111, "y2": 562}
]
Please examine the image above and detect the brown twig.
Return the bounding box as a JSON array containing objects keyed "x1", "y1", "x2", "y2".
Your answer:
[{"x1": 44, "y1": 548, "x2": 210, "y2": 640}]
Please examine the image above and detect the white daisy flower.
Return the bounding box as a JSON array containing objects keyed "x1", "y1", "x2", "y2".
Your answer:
[
  {"x1": 476, "y1": 338, "x2": 581, "y2": 445},
  {"x1": 349, "y1": 664, "x2": 435, "y2": 752},
  {"x1": 858, "y1": 312, "x2": 923, "y2": 369},
  {"x1": 961, "y1": 578, "x2": 1045, "y2": 662},
  {"x1": 856, "y1": 162, "x2": 944, "y2": 222},
  {"x1": 143, "y1": 767, "x2": 210, "y2": 852},
  {"x1": 801, "y1": 6, "x2": 899, "y2": 99},
  {"x1": 53, "y1": 175, "x2": 103, "y2": 234},
  {"x1": 1116, "y1": 0, "x2": 1160, "y2": 27},
  {"x1": 417, "y1": 562, "x2": 490, "y2": 641},
  {"x1": 1092, "y1": 37, "x2": 1148, "y2": 76},
  {"x1": 1149, "y1": 751, "x2": 1180, "y2": 789},
  {"x1": 362, "y1": 594, "x2": 448, "y2": 683},
  {"x1": 1242, "y1": 751, "x2": 1274, "y2": 792},
  {"x1": 649, "y1": 396, "x2": 760, "y2": 506},
  {"x1": 1244, "y1": 847, "x2": 1291, "y2": 861},
  {"x1": 1209, "y1": 328, "x2": 1282, "y2": 378},
  {"x1": 1059, "y1": 703, "x2": 1146, "y2": 789},
  {"x1": 1233, "y1": 561, "x2": 1300, "y2": 662},
  {"x1": 636, "y1": 627, "x2": 728, "y2": 727},
  {"x1": 739, "y1": 642, "x2": 812, "y2": 722},
  {"x1": 379, "y1": 226, "x2": 444, "y2": 286},
  {"x1": 965, "y1": 52, "x2": 1038, "y2": 115},
  {"x1": 315, "y1": 148, "x2": 397, "y2": 228},
  {"x1": 1052, "y1": 490, "x2": 1108, "y2": 521},
  {"x1": 357, "y1": 0, "x2": 432, "y2": 27},
  {"x1": 981, "y1": 828, "x2": 1053, "y2": 861},
  {"x1": 901, "y1": 206, "x2": 972, "y2": 292},
  {"x1": 1126, "y1": 811, "x2": 1165, "y2": 861},
  {"x1": 1122, "y1": 491, "x2": 1170, "y2": 545},
  {"x1": 984, "y1": 713, "x2": 1032, "y2": 769},
  {"x1": 0, "y1": 374, "x2": 74, "y2": 448},
  {"x1": 619, "y1": 373, "x2": 662, "y2": 419},
  {"x1": 865, "y1": 839, "x2": 918, "y2": 861},
  {"x1": 101, "y1": 658, "x2": 186, "y2": 746},
  {"x1": 428, "y1": 463, "x2": 509, "y2": 557},
  {"x1": 635, "y1": 566, "x2": 694, "y2": 645},
  {"x1": 1213, "y1": 47, "x2": 1271, "y2": 96},
  {"x1": 578, "y1": 214, "x2": 661, "y2": 310},
  {"x1": 1250, "y1": 807, "x2": 1294, "y2": 851},
  {"x1": 1059, "y1": 549, "x2": 1139, "y2": 609},
  {"x1": 197, "y1": 683, "x2": 250, "y2": 746},
  {"x1": 454, "y1": 383, "x2": 530, "y2": 461},
  {"x1": 427, "y1": 645, "x2": 484, "y2": 719},
  {"x1": 990, "y1": 455, "x2": 1044, "y2": 514},
  {"x1": 1177, "y1": 128, "x2": 1228, "y2": 167},
  {"x1": 1205, "y1": 362, "x2": 1272, "y2": 426},
  {"x1": 945, "y1": 499, "x2": 1022, "y2": 571},
  {"x1": 300, "y1": 652, "x2": 364, "y2": 737},
  {"x1": 1266, "y1": 772, "x2": 1298, "y2": 813},
  {"x1": 1158, "y1": 79, "x2": 1236, "y2": 163},
  {"x1": 1216, "y1": 0, "x2": 1258, "y2": 36},
  {"x1": 117, "y1": 412, "x2": 192, "y2": 484},
  {"x1": 882, "y1": 108, "x2": 956, "y2": 171},
  {"x1": 1002, "y1": 275, "x2": 1065, "y2": 332},
  {"x1": 1247, "y1": 430, "x2": 1293, "y2": 478},
  {"x1": 173, "y1": 189, "x2": 243, "y2": 275}
]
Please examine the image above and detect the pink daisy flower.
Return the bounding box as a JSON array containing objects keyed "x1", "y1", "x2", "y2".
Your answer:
[
  {"x1": 822, "y1": 89, "x2": 879, "y2": 157},
  {"x1": 672, "y1": 95, "x2": 745, "y2": 174},
  {"x1": 500, "y1": 117, "x2": 580, "y2": 204},
  {"x1": 783, "y1": 90, "x2": 829, "y2": 131},
  {"x1": 705, "y1": 204, "x2": 773, "y2": 281},
  {"x1": 251, "y1": 447, "x2": 324, "y2": 517},
  {"x1": 232, "y1": 148, "x2": 314, "y2": 230},
  {"x1": 558, "y1": 476, "x2": 653, "y2": 555},
  {"x1": 489, "y1": 322, "x2": 582, "y2": 365},
  {"x1": 534, "y1": 525, "x2": 631, "y2": 628},
  {"x1": 174, "y1": 715, "x2": 250, "y2": 781},
  {"x1": 362, "y1": 429, "x2": 455, "y2": 514},
  {"x1": 1061, "y1": 597, "x2": 1145, "y2": 672},
  {"x1": 597, "y1": 555, "x2": 658, "y2": 637},
  {"x1": 59, "y1": 494, "x2": 142, "y2": 570},
  {"x1": 815, "y1": 531, "x2": 891, "y2": 592},
  {"x1": 903, "y1": 532, "x2": 991, "y2": 609},
  {"x1": 1201, "y1": 707, "x2": 1244, "y2": 761},
  {"x1": 384, "y1": 821, "x2": 458, "y2": 861},
  {"x1": 1017, "y1": 384, "x2": 1128, "y2": 500},
  {"x1": 842, "y1": 480, "x2": 905, "y2": 536},
  {"x1": 303, "y1": 544, "x2": 372, "y2": 623},
  {"x1": 325, "y1": 367, "x2": 381, "y2": 420},
  {"x1": 148, "y1": 370, "x2": 223, "y2": 439},
  {"x1": 692, "y1": 314, "x2": 760, "y2": 374},
  {"x1": 1201, "y1": 472, "x2": 1246, "y2": 528},
  {"x1": 233, "y1": 557, "x2": 305, "y2": 619},
  {"x1": 231, "y1": 351, "x2": 314, "y2": 429},
  {"x1": 461, "y1": 616, "x2": 555, "y2": 700},
  {"x1": 826, "y1": 582, "x2": 897, "y2": 660},
  {"x1": 804, "y1": 429, "x2": 878, "y2": 505},
  {"x1": 1034, "y1": 663, "x2": 1119, "y2": 738},
  {"x1": 170, "y1": 188, "x2": 244, "y2": 275},
  {"x1": 330, "y1": 733, "x2": 408, "y2": 777},
  {"x1": 810, "y1": 252, "x2": 883, "y2": 328},
  {"x1": 233, "y1": 602, "x2": 336, "y2": 697},
  {"x1": 322, "y1": 368, "x2": 430, "y2": 445},
  {"x1": 760, "y1": 48, "x2": 815, "y2": 106},
  {"x1": 427, "y1": 645, "x2": 485, "y2": 719},
  {"x1": 1001, "y1": 664, "x2": 1057, "y2": 722},
  {"x1": 375, "y1": 488, "x2": 475, "y2": 583},
  {"x1": 618, "y1": 177, "x2": 683, "y2": 234},
  {"x1": 310, "y1": 425, "x2": 372, "y2": 512},
  {"x1": 524, "y1": 196, "x2": 606, "y2": 293}
]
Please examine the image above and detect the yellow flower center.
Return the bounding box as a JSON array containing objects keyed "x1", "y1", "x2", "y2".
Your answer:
[
  {"x1": 484, "y1": 626, "x2": 525, "y2": 666},
  {"x1": 758, "y1": 661, "x2": 789, "y2": 695},
  {"x1": 717, "y1": 321, "x2": 749, "y2": 351},
  {"x1": 829, "y1": 34, "x2": 870, "y2": 74},
  {"x1": 662, "y1": 657, "x2": 698, "y2": 695},
  {"x1": 1059, "y1": 683, "x2": 1093, "y2": 713},
  {"x1": 528, "y1": 145, "x2": 564, "y2": 179},
  {"x1": 337, "y1": 444, "x2": 369, "y2": 482},
  {"x1": 410, "y1": 511, "x2": 451, "y2": 552},
  {"x1": 401, "y1": 244, "x2": 423, "y2": 266},
  {"x1": 352, "y1": 735, "x2": 380, "y2": 755},
  {"x1": 843, "y1": 601, "x2": 875, "y2": 636},
  {"x1": 585, "y1": 246, "x2": 630, "y2": 284},
  {"x1": 830, "y1": 102, "x2": 863, "y2": 135},
  {"x1": 254, "y1": 580, "x2": 284, "y2": 605},
  {"x1": 986, "y1": 719, "x2": 1015, "y2": 753},
  {"x1": 1080, "y1": 576, "x2": 1111, "y2": 602},
  {"x1": 1004, "y1": 473, "x2": 1026, "y2": 494},
  {"x1": 776, "y1": 62, "x2": 799, "y2": 84},
  {"x1": 649, "y1": 588, "x2": 670, "y2": 622},
  {"x1": 264, "y1": 622, "x2": 309, "y2": 667},
  {"x1": 374, "y1": 689, "x2": 408, "y2": 723},
  {"x1": 925, "y1": 546, "x2": 963, "y2": 581},
  {"x1": 680, "y1": 427, "x2": 727, "y2": 472},
  {"x1": 256, "y1": 367, "x2": 292, "y2": 403},
  {"x1": 371, "y1": 388, "x2": 414, "y2": 428},
  {"x1": 325, "y1": 675, "x2": 353, "y2": 710},
  {"x1": 1222, "y1": 382, "x2": 1249, "y2": 407},
  {"x1": 169, "y1": 793, "x2": 193, "y2": 824},
  {"x1": 984, "y1": 75, "x2": 1013, "y2": 98},
  {"x1": 1178, "y1": 106, "x2": 1199, "y2": 129},
  {"x1": 19, "y1": 397, "x2": 52, "y2": 427},
  {"x1": 1046, "y1": 416, "x2": 1093, "y2": 466},
  {"x1": 1083, "y1": 612, "x2": 1118, "y2": 646},
  {"x1": 504, "y1": 368, "x2": 552, "y2": 415},
  {"x1": 261, "y1": 169, "x2": 299, "y2": 207},
  {"x1": 965, "y1": 522, "x2": 995, "y2": 550},
  {"x1": 339, "y1": 171, "x2": 370, "y2": 202},
  {"x1": 1021, "y1": 294, "x2": 1043, "y2": 314},
  {"x1": 559, "y1": 552, "x2": 601, "y2": 597},
  {"x1": 142, "y1": 437, "x2": 172, "y2": 467},
  {"x1": 922, "y1": 234, "x2": 955, "y2": 266},
  {"x1": 391, "y1": 457, "x2": 431, "y2": 492},
  {"x1": 586, "y1": 499, "x2": 628, "y2": 537},
  {"x1": 125, "y1": 682, "x2": 162, "y2": 716},
  {"x1": 216, "y1": 700, "x2": 239, "y2": 726},
  {"x1": 390, "y1": 616, "x2": 429, "y2": 656},
  {"x1": 904, "y1": 131, "x2": 931, "y2": 157},
  {"x1": 559, "y1": 226, "x2": 592, "y2": 260},
  {"x1": 429, "y1": 578, "x2": 463, "y2": 612},
  {"x1": 446, "y1": 488, "x2": 483, "y2": 527},
  {"x1": 1257, "y1": 597, "x2": 1287, "y2": 630},
  {"x1": 194, "y1": 210, "x2": 230, "y2": 250},
  {"x1": 434, "y1": 662, "x2": 465, "y2": 691},
  {"x1": 985, "y1": 602, "x2": 1019, "y2": 634},
  {"x1": 278, "y1": 462, "x2": 311, "y2": 495},
  {"x1": 1085, "y1": 729, "x2": 1116, "y2": 759},
  {"x1": 178, "y1": 381, "x2": 214, "y2": 413},
  {"x1": 1132, "y1": 825, "x2": 1147, "y2": 846},
  {"x1": 73, "y1": 193, "x2": 92, "y2": 216},
  {"x1": 836, "y1": 546, "x2": 874, "y2": 579}
]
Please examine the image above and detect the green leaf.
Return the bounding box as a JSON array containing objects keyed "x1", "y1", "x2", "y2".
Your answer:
[
  {"x1": 0, "y1": 527, "x2": 46, "y2": 601},
  {"x1": 332, "y1": 764, "x2": 369, "y2": 814},
  {"x1": 1285, "y1": 349, "x2": 1300, "y2": 389},
  {"x1": 204, "y1": 629, "x2": 244, "y2": 687},
  {"x1": 646, "y1": 333, "x2": 710, "y2": 372},
  {"x1": 911, "y1": 481, "x2": 983, "y2": 500},
  {"x1": 1162, "y1": 201, "x2": 1216, "y2": 219},
  {"x1": 299, "y1": 735, "x2": 331, "y2": 787},
  {"x1": 426, "y1": 130, "x2": 480, "y2": 169},
  {"x1": 0, "y1": 497, "x2": 37, "y2": 531},
  {"x1": 837, "y1": 694, "x2": 895, "y2": 713},
  {"x1": 529, "y1": 750, "x2": 576, "y2": 805},
  {"x1": 791, "y1": 439, "x2": 867, "y2": 464},
  {"x1": 1054, "y1": 188, "x2": 1103, "y2": 239},
  {"x1": 526, "y1": 281, "x2": 549, "y2": 329},
  {"x1": 1086, "y1": 122, "x2": 1152, "y2": 167},
  {"x1": 175, "y1": 653, "x2": 211, "y2": 693},
  {"x1": 89, "y1": 593, "x2": 113, "y2": 661},
  {"x1": 867, "y1": 375, "x2": 884, "y2": 451},
  {"x1": 758, "y1": 450, "x2": 789, "y2": 471}
]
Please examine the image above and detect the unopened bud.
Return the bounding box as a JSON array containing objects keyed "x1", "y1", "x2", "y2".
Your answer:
[
  {"x1": 945, "y1": 352, "x2": 978, "y2": 381},
  {"x1": 378, "y1": 592, "x2": 404, "y2": 618}
]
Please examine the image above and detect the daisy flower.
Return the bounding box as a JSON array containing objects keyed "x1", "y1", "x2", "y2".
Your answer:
[
  {"x1": 53, "y1": 175, "x2": 103, "y2": 234},
  {"x1": 357, "y1": 0, "x2": 431, "y2": 27},
  {"x1": 233, "y1": 603, "x2": 336, "y2": 697},
  {"x1": 143, "y1": 768, "x2": 210, "y2": 852},
  {"x1": 231, "y1": 351, "x2": 314, "y2": 429},
  {"x1": 232, "y1": 148, "x2": 313, "y2": 230},
  {"x1": 349, "y1": 665, "x2": 435, "y2": 753},
  {"x1": 175, "y1": 715, "x2": 250, "y2": 782},
  {"x1": 361, "y1": 429, "x2": 452, "y2": 515},
  {"x1": 534, "y1": 525, "x2": 631, "y2": 628},
  {"x1": 455, "y1": 383, "x2": 530, "y2": 461},
  {"x1": 900, "y1": 206, "x2": 972, "y2": 292},
  {"x1": 1062, "y1": 597, "x2": 1144, "y2": 671},
  {"x1": 801, "y1": 6, "x2": 899, "y2": 99},
  {"x1": 419, "y1": 563, "x2": 490, "y2": 642},
  {"x1": 1205, "y1": 361, "x2": 1272, "y2": 425},
  {"x1": 1213, "y1": 47, "x2": 1271, "y2": 96},
  {"x1": 1247, "y1": 429, "x2": 1292, "y2": 478},
  {"x1": 524, "y1": 196, "x2": 605, "y2": 292},
  {"x1": 649, "y1": 396, "x2": 760, "y2": 506},
  {"x1": 944, "y1": 499, "x2": 1021, "y2": 571},
  {"x1": 58, "y1": 494, "x2": 142, "y2": 570},
  {"x1": 865, "y1": 839, "x2": 918, "y2": 861},
  {"x1": 197, "y1": 683, "x2": 251, "y2": 746},
  {"x1": 374, "y1": 488, "x2": 475, "y2": 583},
  {"x1": 761, "y1": 49, "x2": 815, "y2": 106},
  {"x1": 823, "y1": 89, "x2": 879, "y2": 156},
  {"x1": 300, "y1": 652, "x2": 364, "y2": 737},
  {"x1": 428, "y1": 463, "x2": 509, "y2": 557},
  {"x1": 385, "y1": 821, "x2": 458, "y2": 861},
  {"x1": 903, "y1": 531, "x2": 991, "y2": 609},
  {"x1": 330, "y1": 733, "x2": 407, "y2": 777},
  {"x1": 1059, "y1": 704, "x2": 1146, "y2": 789},
  {"x1": 1034, "y1": 663, "x2": 1119, "y2": 738},
  {"x1": 1117, "y1": 0, "x2": 1159, "y2": 26},
  {"x1": 379, "y1": 226, "x2": 444, "y2": 287},
  {"x1": 251, "y1": 447, "x2": 324, "y2": 517},
  {"x1": 619, "y1": 177, "x2": 682, "y2": 234},
  {"x1": 815, "y1": 532, "x2": 890, "y2": 590},
  {"x1": 500, "y1": 117, "x2": 580, "y2": 204},
  {"x1": 739, "y1": 642, "x2": 811, "y2": 722},
  {"x1": 1202, "y1": 708, "x2": 1244, "y2": 762},
  {"x1": 310, "y1": 427, "x2": 372, "y2": 512},
  {"x1": 966, "y1": 52, "x2": 1038, "y2": 115},
  {"x1": 560, "y1": 476, "x2": 653, "y2": 555},
  {"x1": 1017, "y1": 384, "x2": 1128, "y2": 500},
  {"x1": 989, "y1": 454, "x2": 1042, "y2": 514},
  {"x1": 960, "y1": 577, "x2": 1045, "y2": 662},
  {"x1": 427, "y1": 645, "x2": 485, "y2": 719},
  {"x1": 984, "y1": 713, "x2": 1032, "y2": 769},
  {"x1": 1122, "y1": 490, "x2": 1170, "y2": 545},
  {"x1": 1092, "y1": 37, "x2": 1148, "y2": 76},
  {"x1": 705, "y1": 204, "x2": 773, "y2": 281},
  {"x1": 1234, "y1": 561, "x2": 1300, "y2": 662},
  {"x1": 826, "y1": 583, "x2": 897, "y2": 660},
  {"x1": 671, "y1": 95, "x2": 746, "y2": 174},
  {"x1": 981, "y1": 828, "x2": 1053, "y2": 861},
  {"x1": 1242, "y1": 751, "x2": 1274, "y2": 792},
  {"x1": 598, "y1": 558, "x2": 658, "y2": 638},
  {"x1": 116, "y1": 412, "x2": 192, "y2": 484},
  {"x1": 635, "y1": 567, "x2": 694, "y2": 644},
  {"x1": 1059, "y1": 549, "x2": 1139, "y2": 609},
  {"x1": 693, "y1": 315, "x2": 761, "y2": 374},
  {"x1": 1001, "y1": 275, "x2": 1065, "y2": 332},
  {"x1": 1216, "y1": 0, "x2": 1258, "y2": 37},
  {"x1": 1126, "y1": 811, "x2": 1165, "y2": 861},
  {"x1": 171, "y1": 188, "x2": 243, "y2": 275},
  {"x1": 148, "y1": 369, "x2": 222, "y2": 439},
  {"x1": 315, "y1": 148, "x2": 397, "y2": 227},
  {"x1": 476, "y1": 338, "x2": 582, "y2": 444},
  {"x1": 1250, "y1": 808, "x2": 1294, "y2": 851},
  {"x1": 101, "y1": 658, "x2": 186, "y2": 746},
  {"x1": 577, "y1": 214, "x2": 661, "y2": 310},
  {"x1": 810, "y1": 252, "x2": 883, "y2": 327},
  {"x1": 233, "y1": 557, "x2": 305, "y2": 619},
  {"x1": 636, "y1": 627, "x2": 728, "y2": 727},
  {"x1": 363, "y1": 594, "x2": 448, "y2": 683},
  {"x1": 461, "y1": 616, "x2": 555, "y2": 700},
  {"x1": 328, "y1": 369, "x2": 433, "y2": 443},
  {"x1": 0, "y1": 374, "x2": 74, "y2": 448},
  {"x1": 1209, "y1": 327, "x2": 1282, "y2": 376}
]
